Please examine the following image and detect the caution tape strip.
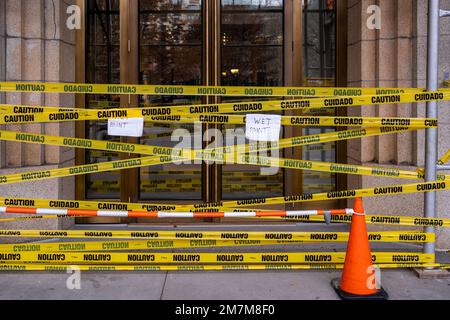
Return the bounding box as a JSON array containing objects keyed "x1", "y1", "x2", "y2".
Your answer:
[
  {"x1": 0, "y1": 151, "x2": 441, "y2": 188},
  {"x1": 0, "y1": 127, "x2": 440, "y2": 186},
  {"x1": 304, "y1": 144, "x2": 335, "y2": 152},
  {"x1": 0, "y1": 215, "x2": 63, "y2": 222},
  {"x1": 0, "y1": 232, "x2": 434, "y2": 253},
  {"x1": 1, "y1": 104, "x2": 343, "y2": 117},
  {"x1": 0, "y1": 180, "x2": 449, "y2": 213},
  {"x1": 137, "y1": 115, "x2": 436, "y2": 128},
  {"x1": 0, "y1": 196, "x2": 261, "y2": 213},
  {"x1": 91, "y1": 180, "x2": 283, "y2": 189},
  {"x1": 0, "y1": 229, "x2": 437, "y2": 242},
  {"x1": 93, "y1": 186, "x2": 289, "y2": 193},
  {"x1": 252, "y1": 214, "x2": 450, "y2": 228},
  {"x1": 0, "y1": 154, "x2": 172, "y2": 185},
  {"x1": 234, "y1": 154, "x2": 435, "y2": 181},
  {"x1": 0, "y1": 106, "x2": 438, "y2": 128},
  {"x1": 438, "y1": 148, "x2": 450, "y2": 165},
  {"x1": 0, "y1": 150, "x2": 435, "y2": 187},
  {"x1": 0, "y1": 81, "x2": 438, "y2": 97},
  {"x1": 0, "y1": 251, "x2": 435, "y2": 264},
  {"x1": 0, "y1": 263, "x2": 448, "y2": 271},
  {"x1": 0, "y1": 126, "x2": 416, "y2": 161},
  {"x1": 0, "y1": 91, "x2": 446, "y2": 124}
]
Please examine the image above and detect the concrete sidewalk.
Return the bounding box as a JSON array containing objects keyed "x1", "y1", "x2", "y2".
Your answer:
[
  {"x1": 0, "y1": 269, "x2": 448, "y2": 300},
  {"x1": 0, "y1": 223, "x2": 448, "y2": 300}
]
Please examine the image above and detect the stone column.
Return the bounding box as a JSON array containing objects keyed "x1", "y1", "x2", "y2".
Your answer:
[
  {"x1": 347, "y1": 0, "x2": 450, "y2": 250},
  {"x1": 0, "y1": 0, "x2": 77, "y2": 238}
]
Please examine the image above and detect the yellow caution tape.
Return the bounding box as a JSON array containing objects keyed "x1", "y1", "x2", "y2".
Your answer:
[
  {"x1": 0, "y1": 91, "x2": 445, "y2": 125},
  {"x1": 0, "y1": 87, "x2": 446, "y2": 120},
  {"x1": 0, "y1": 179, "x2": 449, "y2": 213},
  {"x1": 0, "y1": 127, "x2": 416, "y2": 161},
  {"x1": 253, "y1": 214, "x2": 450, "y2": 228},
  {"x1": 0, "y1": 81, "x2": 438, "y2": 97},
  {"x1": 0, "y1": 127, "x2": 439, "y2": 186},
  {"x1": 0, "y1": 229, "x2": 438, "y2": 241},
  {"x1": 0, "y1": 105, "x2": 437, "y2": 127},
  {"x1": 0, "y1": 215, "x2": 65, "y2": 223},
  {"x1": 5, "y1": 103, "x2": 335, "y2": 116},
  {"x1": 0, "y1": 251, "x2": 434, "y2": 264},
  {"x1": 88, "y1": 100, "x2": 120, "y2": 108},
  {"x1": 438, "y1": 149, "x2": 450, "y2": 165},
  {"x1": 0, "y1": 263, "x2": 447, "y2": 271},
  {"x1": 0, "y1": 155, "x2": 171, "y2": 185},
  {"x1": 0, "y1": 196, "x2": 246, "y2": 212},
  {"x1": 234, "y1": 154, "x2": 437, "y2": 181},
  {"x1": 90, "y1": 182, "x2": 281, "y2": 193},
  {"x1": 0, "y1": 148, "x2": 437, "y2": 186},
  {"x1": 0, "y1": 231, "x2": 434, "y2": 246},
  {"x1": 304, "y1": 144, "x2": 335, "y2": 152},
  {"x1": 0, "y1": 147, "x2": 445, "y2": 187}
]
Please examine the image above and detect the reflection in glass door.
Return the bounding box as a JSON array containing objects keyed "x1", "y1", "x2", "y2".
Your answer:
[
  {"x1": 220, "y1": 0, "x2": 284, "y2": 200},
  {"x1": 85, "y1": 0, "x2": 121, "y2": 199},
  {"x1": 138, "y1": 0, "x2": 203, "y2": 201},
  {"x1": 302, "y1": 0, "x2": 336, "y2": 195}
]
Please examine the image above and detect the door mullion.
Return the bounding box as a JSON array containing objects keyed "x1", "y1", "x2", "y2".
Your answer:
[
  {"x1": 120, "y1": 0, "x2": 139, "y2": 223},
  {"x1": 210, "y1": 0, "x2": 222, "y2": 217},
  {"x1": 284, "y1": 0, "x2": 304, "y2": 210},
  {"x1": 201, "y1": 0, "x2": 221, "y2": 222}
]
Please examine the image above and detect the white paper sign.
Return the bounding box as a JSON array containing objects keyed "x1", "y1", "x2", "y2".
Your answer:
[
  {"x1": 245, "y1": 114, "x2": 281, "y2": 142},
  {"x1": 107, "y1": 118, "x2": 144, "y2": 137}
]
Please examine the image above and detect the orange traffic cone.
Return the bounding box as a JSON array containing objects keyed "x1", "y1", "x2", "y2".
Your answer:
[{"x1": 331, "y1": 197, "x2": 388, "y2": 300}]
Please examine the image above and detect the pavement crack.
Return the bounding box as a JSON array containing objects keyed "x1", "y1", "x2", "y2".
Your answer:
[{"x1": 159, "y1": 270, "x2": 168, "y2": 300}]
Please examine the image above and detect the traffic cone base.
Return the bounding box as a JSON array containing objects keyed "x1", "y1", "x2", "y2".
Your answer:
[{"x1": 331, "y1": 278, "x2": 389, "y2": 300}]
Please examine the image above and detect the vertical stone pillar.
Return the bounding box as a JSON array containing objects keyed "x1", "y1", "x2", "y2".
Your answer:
[
  {"x1": 346, "y1": 0, "x2": 378, "y2": 197},
  {"x1": 44, "y1": 0, "x2": 77, "y2": 201},
  {"x1": 22, "y1": 0, "x2": 44, "y2": 166},
  {"x1": 5, "y1": 0, "x2": 23, "y2": 166},
  {"x1": 347, "y1": 0, "x2": 450, "y2": 250},
  {"x1": 0, "y1": 0, "x2": 76, "y2": 237},
  {"x1": 375, "y1": 0, "x2": 397, "y2": 163},
  {"x1": 395, "y1": 0, "x2": 414, "y2": 165}
]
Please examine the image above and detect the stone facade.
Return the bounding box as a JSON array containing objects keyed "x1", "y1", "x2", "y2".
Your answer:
[
  {"x1": 0, "y1": 0, "x2": 76, "y2": 233},
  {"x1": 0, "y1": 0, "x2": 449, "y2": 250},
  {"x1": 347, "y1": 0, "x2": 450, "y2": 249}
]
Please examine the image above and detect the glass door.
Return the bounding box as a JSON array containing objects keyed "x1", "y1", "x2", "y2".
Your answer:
[
  {"x1": 220, "y1": 0, "x2": 285, "y2": 201},
  {"x1": 301, "y1": 0, "x2": 338, "y2": 209},
  {"x1": 77, "y1": 0, "x2": 344, "y2": 223},
  {"x1": 138, "y1": 0, "x2": 203, "y2": 202},
  {"x1": 85, "y1": 0, "x2": 121, "y2": 201}
]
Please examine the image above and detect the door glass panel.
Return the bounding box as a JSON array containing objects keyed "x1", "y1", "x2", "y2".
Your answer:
[
  {"x1": 138, "y1": 0, "x2": 202, "y2": 200},
  {"x1": 85, "y1": 0, "x2": 121, "y2": 199},
  {"x1": 222, "y1": 0, "x2": 283, "y2": 10},
  {"x1": 140, "y1": 0, "x2": 202, "y2": 11},
  {"x1": 303, "y1": 0, "x2": 336, "y2": 193},
  {"x1": 221, "y1": 0, "x2": 284, "y2": 200}
]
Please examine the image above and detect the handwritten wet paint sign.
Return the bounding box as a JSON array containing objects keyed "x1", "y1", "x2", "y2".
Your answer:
[
  {"x1": 245, "y1": 114, "x2": 281, "y2": 142},
  {"x1": 108, "y1": 118, "x2": 144, "y2": 137}
]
